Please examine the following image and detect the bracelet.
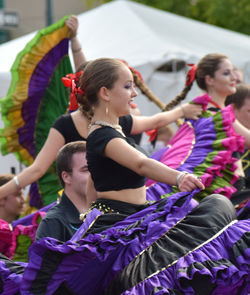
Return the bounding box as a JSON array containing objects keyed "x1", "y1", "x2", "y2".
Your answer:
[
  {"x1": 72, "y1": 47, "x2": 82, "y2": 53},
  {"x1": 180, "y1": 105, "x2": 186, "y2": 118},
  {"x1": 176, "y1": 171, "x2": 188, "y2": 189},
  {"x1": 13, "y1": 176, "x2": 21, "y2": 190}
]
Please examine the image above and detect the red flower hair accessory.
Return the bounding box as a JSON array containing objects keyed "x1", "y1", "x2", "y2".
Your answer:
[
  {"x1": 61, "y1": 71, "x2": 84, "y2": 111},
  {"x1": 186, "y1": 64, "x2": 197, "y2": 86},
  {"x1": 146, "y1": 129, "x2": 158, "y2": 143},
  {"x1": 129, "y1": 66, "x2": 144, "y2": 82},
  {"x1": 120, "y1": 60, "x2": 144, "y2": 82}
]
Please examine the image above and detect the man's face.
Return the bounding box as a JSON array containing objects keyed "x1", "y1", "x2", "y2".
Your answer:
[
  {"x1": 69, "y1": 152, "x2": 89, "y2": 197},
  {"x1": 234, "y1": 98, "x2": 250, "y2": 130},
  {"x1": 3, "y1": 190, "x2": 25, "y2": 222}
]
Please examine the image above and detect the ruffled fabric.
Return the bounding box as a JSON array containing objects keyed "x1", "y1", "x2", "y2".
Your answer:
[
  {"x1": 123, "y1": 220, "x2": 249, "y2": 295},
  {"x1": 0, "y1": 195, "x2": 249, "y2": 294},
  {"x1": 0, "y1": 220, "x2": 13, "y2": 258},
  {"x1": 10, "y1": 194, "x2": 247, "y2": 295},
  {"x1": 0, "y1": 16, "x2": 73, "y2": 209},
  {"x1": 0, "y1": 211, "x2": 47, "y2": 262},
  {"x1": 146, "y1": 94, "x2": 245, "y2": 202}
]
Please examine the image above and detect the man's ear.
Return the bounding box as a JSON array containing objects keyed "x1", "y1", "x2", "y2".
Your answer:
[
  {"x1": 98, "y1": 86, "x2": 110, "y2": 102},
  {"x1": 61, "y1": 171, "x2": 71, "y2": 185}
]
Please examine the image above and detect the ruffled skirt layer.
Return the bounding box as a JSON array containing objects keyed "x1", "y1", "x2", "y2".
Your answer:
[{"x1": 1, "y1": 193, "x2": 248, "y2": 295}]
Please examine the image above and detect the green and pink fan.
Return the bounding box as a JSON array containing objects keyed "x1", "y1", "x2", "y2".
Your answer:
[{"x1": 0, "y1": 16, "x2": 73, "y2": 209}]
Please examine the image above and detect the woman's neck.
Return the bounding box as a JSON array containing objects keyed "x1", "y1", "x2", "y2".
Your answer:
[
  {"x1": 207, "y1": 92, "x2": 226, "y2": 109},
  {"x1": 91, "y1": 112, "x2": 119, "y2": 126}
]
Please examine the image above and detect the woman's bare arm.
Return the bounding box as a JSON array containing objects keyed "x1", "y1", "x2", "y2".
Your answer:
[
  {"x1": 0, "y1": 128, "x2": 65, "y2": 199},
  {"x1": 131, "y1": 103, "x2": 202, "y2": 134},
  {"x1": 104, "y1": 138, "x2": 204, "y2": 192},
  {"x1": 66, "y1": 15, "x2": 87, "y2": 70}
]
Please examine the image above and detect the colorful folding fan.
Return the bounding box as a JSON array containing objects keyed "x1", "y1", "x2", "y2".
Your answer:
[{"x1": 0, "y1": 16, "x2": 73, "y2": 209}]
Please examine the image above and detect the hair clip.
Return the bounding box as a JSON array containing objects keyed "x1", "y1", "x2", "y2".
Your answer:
[
  {"x1": 186, "y1": 64, "x2": 197, "y2": 86},
  {"x1": 146, "y1": 128, "x2": 158, "y2": 143}
]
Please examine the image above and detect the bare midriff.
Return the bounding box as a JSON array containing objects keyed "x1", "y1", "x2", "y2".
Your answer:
[{"x1": 97, "y1": 186, "x2": 146, "y2": 205}]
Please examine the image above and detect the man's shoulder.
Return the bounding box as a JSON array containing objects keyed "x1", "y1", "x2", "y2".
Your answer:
[{"x1": 43, "y1": 202, "x2": 64, "y2": 220}]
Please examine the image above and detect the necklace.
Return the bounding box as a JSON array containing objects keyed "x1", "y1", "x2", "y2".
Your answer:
[{"x1": 88, "y1": 120, "x2": 122, "y2": 130}]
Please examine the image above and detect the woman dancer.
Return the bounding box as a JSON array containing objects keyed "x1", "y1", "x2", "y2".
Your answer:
[
  {"x1": 195, "y1": 54, "x2": 250, "y2": 143},
  {"x1": 0, "y1": 72, "x2": 201, "y2": 205},
  {"x1": 147, "y1": 54, "x2": 250, "y2": 203},
  {"x1": 1, "y1": 57, "x2": 249, "y2": 295}
]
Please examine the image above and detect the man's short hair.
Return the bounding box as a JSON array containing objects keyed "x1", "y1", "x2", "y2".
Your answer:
[
  {"x1": 225, "y1": 83, "x2": 250, "y2": 109},
  {"x1": 56, "y1": 141, "x2": 86, "y2": 188},
  {"x1": 0, "y1": 174, "x2": 14, "y2": 187}
]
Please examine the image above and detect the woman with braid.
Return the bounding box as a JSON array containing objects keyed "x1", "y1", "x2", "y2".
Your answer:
[
  {"x1": 188, "y1": 55, "x2": 250, "y2": 194},
  {"x1": 5, "y1": 57, "x2": 247, "y2": 295},
  {"x1": 0, "y1": 62, "x2": 201, "y2": 203},
  {"x1": 147, "y1": 53, "x2": 250, "y2": 213}
]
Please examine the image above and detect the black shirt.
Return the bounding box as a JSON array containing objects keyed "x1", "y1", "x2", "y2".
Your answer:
[
  {"x1": 52, "y1": 113, "x2": 86, "y2": 143},
  {"x1": 35, "y1": 192, "x2": 82, "y2": 242},
  {"x1": 52, "y1": 113, "x2": 136, "y2": 144},
  {"x1": 87, "y1": 115, "x2": 147, "y2": 192}
]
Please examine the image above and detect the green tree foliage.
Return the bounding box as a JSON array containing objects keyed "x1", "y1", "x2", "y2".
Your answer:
[{"x1": 89, "y1": 0, "x2": 250, "y2": 36}]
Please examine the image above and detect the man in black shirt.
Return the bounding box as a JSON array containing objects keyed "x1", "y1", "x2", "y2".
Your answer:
[{"x1": 35, "y1": 141, "x2": 90, "y2": 242}]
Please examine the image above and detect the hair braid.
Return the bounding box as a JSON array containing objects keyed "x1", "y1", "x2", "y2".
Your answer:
[
  {"x1": 131, "y1": 71, "x2": 166, "y2": 111},
  {"x1": 131, "y1": 66, "x2": 194, "y2": 112},
  {"x1": 164, "y1": 83, "x2": 193, "y2": 111}
]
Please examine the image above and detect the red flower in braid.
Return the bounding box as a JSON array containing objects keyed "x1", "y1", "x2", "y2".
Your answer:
[
  {"x1": 186, "y1": 64, "x2": 197, "y2": 86},
  {"x1": 62, "y1": 71, "x2": 83, "y2": 111}
]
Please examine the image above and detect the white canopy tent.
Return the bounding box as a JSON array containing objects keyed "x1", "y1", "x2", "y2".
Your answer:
[{"x1": 1, "y1": 0, "x2": 250, "y2": 173}]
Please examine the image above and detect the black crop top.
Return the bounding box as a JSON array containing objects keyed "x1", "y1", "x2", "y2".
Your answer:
[
  {"x1": 86, "y1": 115, "x2": 147, "y2": 192},
  {"x1": 52, "y1": 114, "x2": 86, "y2": 143},
  {"x1": 51, "y1": 113, "x2": 136, "y2": 144}
]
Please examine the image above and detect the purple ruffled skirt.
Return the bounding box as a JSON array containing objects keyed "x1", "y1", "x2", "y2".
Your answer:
[{"x1": 1, "y1": 192, "x2": 249, "y2": 295}]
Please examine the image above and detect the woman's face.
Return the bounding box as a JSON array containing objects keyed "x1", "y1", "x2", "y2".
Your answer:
[
  {"x1": 108, "y1": 65, "x2": 138, "y2": 116},
  {"x1": 207, "y1": 58, "x2": 236, "y2": 97}
]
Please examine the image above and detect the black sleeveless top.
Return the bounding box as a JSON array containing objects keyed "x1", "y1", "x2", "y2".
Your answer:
[{"x1": 86, "y1": 115, "x2": 147, "y2": 192}]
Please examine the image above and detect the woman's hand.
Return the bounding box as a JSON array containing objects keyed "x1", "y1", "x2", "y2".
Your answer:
[
  {"x1": 181, "y1": 103, "x2": 203, "y2": 120},
  {"x1": 177, "y1": 172, "x2": 205, "y2": 192},
  {"x1": 66, "y1": 15, "x2": 79, "y2": 39}
]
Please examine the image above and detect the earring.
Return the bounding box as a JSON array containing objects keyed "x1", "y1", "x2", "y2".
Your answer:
[{"x1": 106, "y1": 106, "x2": 109, "y2": 116}]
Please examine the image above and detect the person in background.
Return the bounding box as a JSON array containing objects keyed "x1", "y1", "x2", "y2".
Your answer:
[
  {"x1": 233, "y1": 66, "x2": 244, "y2": 84},
  {"x1": 190, "y1": 54, "x2": 250, "y2": 157},
  {"x1": 35, "y1": 141, "x2": 90, "y2": 242},
  {"x1": 225, "y1": 82, "x2": 250, "y2": 189},
  {"x1": 0, "y1": 174, "x2": 25, "y2": 223},
  {"x1": 174, "y1": 53, "x2": 250, "y2": 210},
  {"x1": 142, "y1": 125, "x2": 174, "y2": 155}
]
